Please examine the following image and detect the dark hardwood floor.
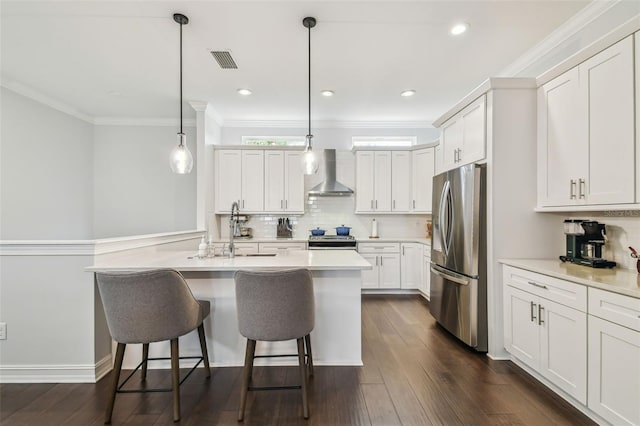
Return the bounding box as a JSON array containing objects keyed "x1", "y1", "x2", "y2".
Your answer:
[{"x1": 1, "y1": 295, "x2": 595, "y2": 425}]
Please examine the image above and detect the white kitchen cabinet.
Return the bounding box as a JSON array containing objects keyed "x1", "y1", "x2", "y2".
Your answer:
[
  {"x1": 421, "y1": 248, "x2": 431, "y2": 298},
  {"x1": 438, "y1": 95, "x2": 486, "y2": 172},
  {"x1": 264, "y1": 151, "x2": 304, "y2": 213},
  {"x1": 411, "y1": 147, "x2": 435, "y2": 212},
  {"x1": 355, "y1": 151, "x2": 392, "y2": 212},
  {"x1": 258, "y1": 241, "x2": 306, "y2": 254},
  {"x1": 400, "y1": 243, "x2": 422, "y2": 289},
  {"x1": 391, "y1": 151, "x2": 411, "y2": 212},
  {"x1": 587, "y1": 288, "x2": 640, "y2": 426},
  {"x1": 503, "y1": 267, "x2": 587, "y2": 404},
  {"x1": 538, "y1": 35, "x2": 635, "y2": 208},
  {"x1": 358, "y1": 243, "x2": 400, "y2": 289},
  {"x1": 215, "y1": 149, "x2": 264, "y2": 213}
]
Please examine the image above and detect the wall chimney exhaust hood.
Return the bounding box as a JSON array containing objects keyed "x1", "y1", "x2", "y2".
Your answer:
[{"x1": 308, "y1": 149, "x2": 354, "y2": 196}]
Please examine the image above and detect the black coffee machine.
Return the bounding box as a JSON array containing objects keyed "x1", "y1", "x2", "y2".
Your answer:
[{"x1": 560, "y1": 220, "x2": 616, "y2": 268}]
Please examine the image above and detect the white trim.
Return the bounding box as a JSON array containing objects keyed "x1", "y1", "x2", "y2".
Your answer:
[
  {"x1": 535, "y1": 204, "x2": 640, "y2": 213},
  {"x1": 498, "y1": 1, "x2": 621, "y2": 77},
  {"x1": 1, "y1": 80, "x2": 94, "y2": 123},
  {"x1": 188, "y1": 101, "x2": 208, "y2": 112},
  {"x1": 0, "y1": 359, "x2": 109, "y2": 383},
  {"x1": 0, "y1": 230, "x2": 205, "y2": 256},
  {"x1": 222, "y1": 119, "x2": 433, "y2": 129},
  {"x1": 93, "y1": 117, "x2": 197, "y2": 127}
]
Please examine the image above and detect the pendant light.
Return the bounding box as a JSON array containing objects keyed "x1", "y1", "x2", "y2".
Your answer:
[
  {"x1": 169, "y1": 13, "x2": 194, "y2": 174},
  {"x1": 301, "y1": 16, "x2": 319, "y2": 175}
]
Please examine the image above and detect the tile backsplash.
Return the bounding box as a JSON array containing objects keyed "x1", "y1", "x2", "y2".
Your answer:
[{"x1": 219, "y1": 195, "x2": 430, "y2": 240}]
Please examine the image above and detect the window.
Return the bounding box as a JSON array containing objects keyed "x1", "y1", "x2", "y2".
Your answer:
[
  {"x1": 242, "y1": 136, "x2": 306, "y2": 146},
  {"x1": 352, "y1": 136, "x2": 417, "y2": 148}
]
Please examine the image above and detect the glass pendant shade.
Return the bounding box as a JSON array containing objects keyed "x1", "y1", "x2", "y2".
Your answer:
[
  {"x1": 170, "y1": 133, "x2": 193, "y2": 174},
  {"x1": 301, "y1": 135, "x2": 319, "y2": 175}
]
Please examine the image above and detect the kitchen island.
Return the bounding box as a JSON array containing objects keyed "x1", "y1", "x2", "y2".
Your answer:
[{"x1": 89, "y1": 246, "x2": 371, "y2": 369}]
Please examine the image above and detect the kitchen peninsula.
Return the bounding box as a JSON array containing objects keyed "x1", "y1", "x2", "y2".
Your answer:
[{"x1": 88, "y1": 244, "x2": 371, "y2": 369}]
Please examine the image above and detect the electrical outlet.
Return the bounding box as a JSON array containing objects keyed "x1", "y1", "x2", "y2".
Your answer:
[{"x1": 0, "y1": 323, "x2": 6, "y2": 340}]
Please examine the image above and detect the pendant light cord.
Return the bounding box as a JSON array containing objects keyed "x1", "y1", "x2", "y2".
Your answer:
[
  {"x1": 307, "y1": 24, "x2": 311, "y2": 139},
  {"x1": 179, "y1": 20, "x2": 183, "y2": 136}
]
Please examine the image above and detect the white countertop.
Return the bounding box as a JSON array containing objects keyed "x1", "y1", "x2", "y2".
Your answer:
[
  {"x1": 500, "y1": 259, "x2": 640, "y2": 299},
  {"x1": 88, "y1": 248, "x2": 372, "y2": 272},
  {"x1": 210, "y1": 237, "x2": 431, "y2": 245}
]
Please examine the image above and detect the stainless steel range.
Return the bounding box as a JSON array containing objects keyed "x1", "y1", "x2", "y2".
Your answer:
[{"x1": 308, "y1": 235, "x2": 357, "y2": 250}]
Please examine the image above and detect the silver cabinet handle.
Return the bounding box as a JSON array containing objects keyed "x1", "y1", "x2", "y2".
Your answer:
[
  {"x1": 570, "y1": 180, "x2": 576, "y2": 199},
  {"x1": 242, "y1": 200, "x2": 245, "y2": 208},
  {"x1": 281, "y1": 200, "x2": 283, "y2": 209},
  {"x1": 376, "y1": 200, "x2": 378, "y2": 209},
  {"x1": 285, "y1": 200, "x2": 288, "y2": 209},
  {"x1": 371, "y1": 200, "x2": 374, "y2": 209},
  {"x1": 457, "y1": 148, "x2": 462, "y2": 162},
  {"x1": 413, "y1": 200, "x2": 416, "y2": 209},
  {"x1": 538, "y1": 305, "x2": 545, "y2": 325},
  {"x1": 402, "y1": 246, "x2": 405, "y2": 255},
  {"x1": 380, "y1": 256, "x2": 383, "y2": 266},
  {"x1": 375, "y1": 256, "x2": 378, "y2": 266},
  {"x1": 579, "y1": 178, "x2": 586, "y2": 199},
  {"x1": 453, "y1": 149, "x2": 458, "y2": 163},
  {"x1": 531, "y1": 301, "x2": 537, "y2": 322},
  {"x1": 393, "y1": 200, "x2": 396, "y2": 209},
  {"x1": 528, "y1": 281, "x2": 547, "y2": 290}
]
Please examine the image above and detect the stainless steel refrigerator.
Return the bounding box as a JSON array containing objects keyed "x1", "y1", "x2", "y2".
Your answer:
[{"x1": 430, "y1": 163, "x2": 487, "y2": 351}]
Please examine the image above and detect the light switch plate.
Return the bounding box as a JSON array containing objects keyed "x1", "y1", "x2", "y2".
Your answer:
[{"x1": 0, "y1": 322, "x2": 6, "y2": 340}]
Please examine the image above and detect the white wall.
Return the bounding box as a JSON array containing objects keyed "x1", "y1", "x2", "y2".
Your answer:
[
  {"x1": 0, "y1": 88, "x2": 94, "y2": 239},
  {"x1": 93, "y1": 125, "x2": 197, "y2": 238}
]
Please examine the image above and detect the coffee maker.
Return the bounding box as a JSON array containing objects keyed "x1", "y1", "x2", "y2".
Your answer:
[{"x1": 560, "y1": 220, "x2": 616, "y2": 268}]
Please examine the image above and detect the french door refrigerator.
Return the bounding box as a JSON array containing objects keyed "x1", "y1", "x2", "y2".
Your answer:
[{"x1": 430, "y1": 163, "x2": 487, "y2": 351}]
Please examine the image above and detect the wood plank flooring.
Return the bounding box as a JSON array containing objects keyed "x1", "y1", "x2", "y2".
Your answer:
[{"x1": 1, "y1": 295, "x2": 595, "y2": 425}]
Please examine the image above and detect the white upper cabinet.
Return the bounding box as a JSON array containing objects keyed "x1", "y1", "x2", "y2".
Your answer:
[
  {"x1": 438, "y1": 95, "x2": 486, "y2": 172},
  {"x1": 356, "y1": 151, "x2": 391, "y2": 212},
  {"x1": 391, "y1": 151, "x2": 411, "y2": 212},
  {"x1": 264, "y1": 151, "x2": 304, "y2": 213},
  {"x1": 215, "y1": 150, "x2": 242, "y2": 213},
  {"x1": 538, "y1": 35, "x2": 635, "y2": 209},
  {"x1": 240, "y1": 150, "x2": 264, "y2": 212},
  {"x1": 412, "y1": 147, "x2": 435, "y2": 212}
]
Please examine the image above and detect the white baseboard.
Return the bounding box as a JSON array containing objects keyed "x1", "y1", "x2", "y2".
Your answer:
[
  {"x1": 95, "y1": 354, "x2": 112, "y2": 381},
  {"x1": 0, "y1": 355, "x2": 113, "y2": 383}
]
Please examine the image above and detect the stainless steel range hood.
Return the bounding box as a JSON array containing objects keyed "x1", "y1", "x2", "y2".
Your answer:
[{"x1": 308, "y1": 149, "x2": 354, "y2": 196}]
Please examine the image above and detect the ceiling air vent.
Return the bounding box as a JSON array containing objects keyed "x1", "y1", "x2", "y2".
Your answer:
[{"x1": 210, "y1": 51, "x2": 238, "y2": 69}]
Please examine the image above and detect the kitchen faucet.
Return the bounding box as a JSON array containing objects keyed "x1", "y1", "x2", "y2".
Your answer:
[{"x1": 229, "y1": 201, "x2": 240, "y2": 258}]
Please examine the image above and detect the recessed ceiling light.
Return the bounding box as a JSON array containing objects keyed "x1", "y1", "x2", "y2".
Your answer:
[
  {"x1": 400, "y1": 90, "x2": 416, "y2": 97},
  {"x1": 450, "y1": 22, "x2": 469, "y2": 36},
  {"x1": 321, "y1": 90, "x2": 335, "y2": 97},
  {"x1": 237, "y1": 88, "x2": 252, "y2": 96}
]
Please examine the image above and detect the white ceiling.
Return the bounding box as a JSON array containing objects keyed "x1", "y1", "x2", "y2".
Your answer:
[{"x1": 1, "y1": 1, "x2": 590, "y2": 125}]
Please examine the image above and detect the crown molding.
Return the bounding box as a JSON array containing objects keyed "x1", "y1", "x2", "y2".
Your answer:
[
  {"x1": 1, "y1": 80, "x2": 94, "y2": 123},
  {"x1": 498, "y1": 0, "x2": 621, "y2": 77},
  {"x1": 222, "y1": 119, "x2": 433, "y2": 129},
  {"x1": 93, "y1": 117, "x2": 196, "y2": 127},
  {"x1": 189, "y1": 100, "x2": 225, "y2": 127}
]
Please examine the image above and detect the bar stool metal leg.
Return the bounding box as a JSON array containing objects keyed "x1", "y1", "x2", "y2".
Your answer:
[
  {"x1": 304, "y1": 334, "x2": 314, "y2": 377},
  {"x1": 297, "y1": 338, "x2": 309, "y2": 419},
  {"x1": 105, "y1": 343, "x2": 126, "y2": 424},
  {"x1": 141, "y1": 343, "x2": 149, "y2": 381},
  {"x1": 170, "y1": 338, "x2": 181, "y2": 422},
  {"x1": 238, "y1": 339, "x2": 256, "y2": 421},
  {"x1": 197, "y1": 323, "x2": 211, "y2": 378}
]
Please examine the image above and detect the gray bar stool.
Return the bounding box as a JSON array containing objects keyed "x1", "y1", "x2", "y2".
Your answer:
[
  {"x1": 96, "y1": 269, "x2": 211, "y2": 423},
  {"x1": 234, "y1": 268, "x2": 315, "y2": 421}
]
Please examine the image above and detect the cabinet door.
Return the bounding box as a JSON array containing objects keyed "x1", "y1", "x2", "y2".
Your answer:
[
  {"x1": 400, "y1": 243, "x2": 422, "y2": 289},
  {"x1": 374, "y1": 152, "x2": 392, "y2": 212},
  {"x1": 215, "y1": 150, "x2": 242, "y2": 212},
  {"x1": 422, "y1": 254, "x2": 431, "y2": 298},
  {"x1": 412, "y1": 148, "x2": 435, "y2": 212},
  {"x1": 284, "y1": 151, "x2": 305, "y2": 212},
  {"x1": 440, "y1": 118, "x2": 462, "y2": 172},
  {"x1": 360, "y1": 254, "x2": 379, "y2": 289},
  {"x1": 264, "y1": 151, "x2": 285, "y2": 212},
  {"x1": 588, "y1": 315, "x2": 640, "y2": 426},
  {"x1": 240, "y1": 151, "x2": 264, "y2": 212},
  {"x1": 434, "y1": 142, "x2": 444, "y2": 176},
  {"x1": 391, "y1": 151, "x2": 412, "y2": 212},
  {"x1": 581, "y1": 35, "x2": 635, "y2": 205},
  {"x1": 538, "y1": 68, "x2": 584, "y2": 207},
  {"x1": 379, "y1": 253, "x2": 400, "y2": 289},
  {"x1": 539, "y1": 298, "x2": 587, "y2": 404},
  {"x1": 356, "y1": 151, "x2": 375, "y2": 212},
  {"x1": 460, "y1": 95, "x2": 486, "y2": 165},
  {"x1": 504, "y1": 286, "x2": 540, "y2": 370}
]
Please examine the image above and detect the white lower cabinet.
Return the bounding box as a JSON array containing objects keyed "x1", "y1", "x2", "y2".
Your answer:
[
  {"x1": 258, "y1": 242, "x2": 306, "y2": 254},
  {"x1": 503, "y1": 268, "x2": 587, "y2": 404},
  {"x1": 400, "y1": 243, "x2": 422, "y2": 289},
  {"x1": 587, "y1": 288, "x2": 640, "y2": 426},
  {"x1": 421, "y1": 250, "x2": 431, "y2": 298},
  {"x1": 358, "y1": 243, "x2": 400, "y2": 289}
]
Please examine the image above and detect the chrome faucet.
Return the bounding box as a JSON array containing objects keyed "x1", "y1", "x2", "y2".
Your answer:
[{"x1": 229, "y1": 201, "x2": 240, "y2": 258}]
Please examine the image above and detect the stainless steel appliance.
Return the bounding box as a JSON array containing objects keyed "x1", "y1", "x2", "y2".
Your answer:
[
  {"x1": 308, "y1": 235, "x2": 357, "y2": 250},
  {"x1": 559, "y1": 219, "x2": 616, "y2": 268},
  {"x1": 430, "y1": 163, "x2": 487, "y2": 352}
]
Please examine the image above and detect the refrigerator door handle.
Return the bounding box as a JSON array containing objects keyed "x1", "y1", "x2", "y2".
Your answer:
[
  {"x1": 438, "y1": 180, "x2": 451, "y2": 256},
  {"x1": 430, "y1": 263, "x2": 470, "y2": 286}
]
